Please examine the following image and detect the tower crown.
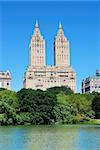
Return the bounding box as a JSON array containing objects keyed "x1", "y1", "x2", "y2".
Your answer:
[
  {"x1": 59, "y1": 21, "x2": 62, "y2": 29},
  {"x1": 33, "y1": 20, "x2": 42, "y2": 38},
  {"x1": 30, "y1": 21, "x2": 45, "y2": 67},
  {"x1": 56, "y1": 22, "x2": 65, "y2": 38},
  {"x1": 54, "y1": 22, "x2": 70, "y2": 67},
  {"x1": 35, "y1": 20, "x2": 39, "y2": 28}
]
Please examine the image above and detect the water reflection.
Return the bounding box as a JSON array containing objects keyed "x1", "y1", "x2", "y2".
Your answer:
[
  {"x1": 0, "y1": 125, "x2": 100, "y2": 150},
  {"x1": 26, "y1": 125, "x2": 79, "y2": 150},
  {"x1": 77, "y1": 125, "x2": 100, "y2": 150}
]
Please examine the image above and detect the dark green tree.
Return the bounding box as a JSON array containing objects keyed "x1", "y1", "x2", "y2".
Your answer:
[
  {"x1": 47, "y1": 86, "x2": 73, "y2": 95},
  {"x1": 17, "y1": 89, "x2": 57, "y2": 124},
  {"x1": 0, "y1": 89, "x2": 18, "y2": 125},
  {"x1": 92, "y1": 93, "x2": 100, "y2": 119}
]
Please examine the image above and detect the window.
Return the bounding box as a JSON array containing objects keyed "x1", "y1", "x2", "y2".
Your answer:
[
  {"x1": 7, "y1": 72, "x2": 9, "y2": 75},
  {"x1": 28, "y1": 74, "x2": 33, "y2": 79},
  {"x1": 7, "y1": 83, "x2": 9, "y2": 86}
]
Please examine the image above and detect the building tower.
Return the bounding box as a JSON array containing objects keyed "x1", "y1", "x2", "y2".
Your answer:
[
  {"x1": 54, "y1": 22, "x2": 70, "y2": 67},
  {"x1": 24, "y1": 21, "x2": 76, "y2": 92},
  {"x1": 30, "y1": 20, "x2": 45, "y2": 67}
]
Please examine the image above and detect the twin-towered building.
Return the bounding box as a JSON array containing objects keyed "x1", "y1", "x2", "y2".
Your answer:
[
  {"x1": 23, "y1": 21, "x2": 76, "y2": 92},
  {"x1": 1, "y1": 21, "x2": 100, "y2": 94}
]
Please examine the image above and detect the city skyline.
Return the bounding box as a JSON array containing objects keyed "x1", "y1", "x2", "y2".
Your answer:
[{"x1": 0, "y1": 1, "x2": 99, "y2": 92}]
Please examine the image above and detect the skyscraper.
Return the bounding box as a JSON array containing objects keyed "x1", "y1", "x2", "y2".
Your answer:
[
  {"x1": 54, "y1": 22, "x2": 70, "y2": 67},
  {"x1": 24, "y1": 21, "x2": 76, "y2": 92},
  {"x1": 30, "y1": 21, "x2": 45, "y2": 67}
]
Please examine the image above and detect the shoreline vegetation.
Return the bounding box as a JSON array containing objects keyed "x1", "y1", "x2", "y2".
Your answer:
[{"x1": 0, "y1": 86, "x2": 100, "y2": 126}]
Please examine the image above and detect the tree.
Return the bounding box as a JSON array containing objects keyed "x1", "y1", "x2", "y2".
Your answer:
[
  {"x1": 17, "y1": 89, "x2": 57, "y2": 124},
  {"x1": 0, "y1": 87, "x2": 98, "y2": 125},
  {"x1": 0, "y1": 101, "x2": 17, "y2": 125},
  {"x1": 0, "y1": 88, "x2": 6, "y2": 91},
  {"x1": 0, "y1": 89, "x2": 19, "y2": 125},
  {"x1": 92, "y1": 93, "x2": 100, "y2": 119},
  {"x1": 56, "y1": 93, "x2": 94, "y2": 123},
  {"x1": 0, "y1": 89, "x2": 19, "y2": 110},
  {"x1": 47, "y1": 86, "x2": 73, "y2": 95}
]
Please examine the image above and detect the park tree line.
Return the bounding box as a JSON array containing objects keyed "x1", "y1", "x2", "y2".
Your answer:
[{"x1": 0, "y1": 86, "x2": 100, "y2": 125}]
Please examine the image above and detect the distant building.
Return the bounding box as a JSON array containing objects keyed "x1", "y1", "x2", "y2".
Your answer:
[
  {"x1": 0, "y1": 71, "x2": 11, "y2": 90},
  {"x1": 82, "y1": 70, "x2": 100, "y2": 93},
  {"x1": 24, "y1": 21, "x2": 76, "y2": 92}
]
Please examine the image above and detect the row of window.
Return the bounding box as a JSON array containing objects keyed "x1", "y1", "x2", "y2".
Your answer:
[
  {"x1": 37, "y1": 79, "x2": 67, "y2": 83},
  {"x1": 57, "y1": 55, "x2": 68, "y2": 58},
  {"x1": 0, "y1": 72, "x2": 9, "y2": 76},
  {"x1": 28, "y1": 73, "x2": 74, "y2": 77},
  {"x1": 37, "y1": 50, "x2": 44, "y2": 53},
  {"x1": 33, "y1": 56, "x2": 44, "y2": 59},
  {"x1": 56, "y1": 46, "x2": 68, "y2": 49},
  {"x1": 32, "y1": 44, "x2": 44, "y2": 48},
  {"x1": 91, "y1": 86, "x2": 100, "y2": 89},
  {"x1": 31, "y1": 48, "x2": 44, "y2": 53}
]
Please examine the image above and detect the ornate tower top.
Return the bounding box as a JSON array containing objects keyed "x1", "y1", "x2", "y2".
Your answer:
[
  {"x1": 56, "y1": 22, "x2": 66, "y2": 40},
  {"x1": 33, "y1": 20, "x2": 43, "y2": 38},
  {"x1": 54, "y1": 22, "x2": 70, "y2": 67},
  {"x1": 30, "y1": 21, "x2": 45, "y2": 67},
  {"x1": 59, "y1": 21, "x2": 62, "y2": 29},
  {"x1": 35, "y1": 20, "x2": 39, "y2": 28}
]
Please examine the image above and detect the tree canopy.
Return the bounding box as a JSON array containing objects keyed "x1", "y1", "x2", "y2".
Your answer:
[{"x1": 0, "y1": 86, "x2": 99, "y2": 125}]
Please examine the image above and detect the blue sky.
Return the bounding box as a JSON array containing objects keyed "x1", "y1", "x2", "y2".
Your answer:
[{"x1": 0, "y1": 1, "x2": 100, "y2": 92}]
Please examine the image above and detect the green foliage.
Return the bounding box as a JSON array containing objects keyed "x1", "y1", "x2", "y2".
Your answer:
[
  {"x1": 0, "y1": 102, "x2": 16, "y2": 125},
  {"x1": 0, "y1": 90, "x2": 19, "y2": 125},
  {"x1": 56, "y1": 93, "x2": 94, "y2": 124},
  {"x1": 0, "y1": 88, "x2": 6, "y2": 91},
  {"x1": 0, "y1": 87, "x2": 99, "y2": 125},
  {"x1": 0, "y1": 114, "x2": 6, "y2": 125},
  {"x1": 15, "y1": 112, "x2": 31, "y2": 125},
  {"x1": 17, "y1": 89, "x2": 57, "y2": 124},
  {"x1": 92, "y1": 93, "x2": 100, "y2": 119},
  {"x1": 0, "y1": 89, "x2": 19, "y2": 110},
  {"x1": 47, "y1": 86, "x2": 73, "y2": 95}
]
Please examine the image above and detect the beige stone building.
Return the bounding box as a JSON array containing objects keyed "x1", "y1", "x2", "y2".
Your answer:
[
  {"x1": 24, "y1": 21, "x2": 76, "y2": 92},
  {"x1": 0, "y1": 71, "x2": 11, "y2": 89},
  {"x1": 82, "y1": 70, "x2": 100, "y2": 93}
]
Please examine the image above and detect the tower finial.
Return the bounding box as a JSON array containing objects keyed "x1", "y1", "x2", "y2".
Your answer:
[
  {"x1": 59, "y1": 21, "x2": 62, "y2": 29},
  {"x1": 35, "y1": 20, "x2": 39, "y2": 28}
]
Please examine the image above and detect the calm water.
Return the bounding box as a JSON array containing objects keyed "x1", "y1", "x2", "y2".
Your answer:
[{"x1": 0, "y1": 125, "x2": 100, "y2": 150}]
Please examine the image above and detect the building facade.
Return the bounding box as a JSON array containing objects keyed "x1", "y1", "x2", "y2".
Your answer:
[
  {"x1": 24, "y1": 21, "x2": 76, "y2": 92},
  {"x1": 82, "y1": 70, "x2": 100, "y2": 93},
  {"x1": 0, "y1": 71, "x2": 11, "y2": 89}
]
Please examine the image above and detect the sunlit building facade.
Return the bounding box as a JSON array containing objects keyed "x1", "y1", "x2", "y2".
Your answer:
[
  {"x1": 0, "y1": 71, "x2": 11, "y2": 90},
  {"x1": 24, "y1": 21, "x2": 76, "y2": 92},
  {"x1": 82, "y1": 70, "x2": 100, "y2": 93}
]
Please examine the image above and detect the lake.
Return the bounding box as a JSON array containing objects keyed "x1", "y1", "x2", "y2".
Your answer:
[{"x1": 0, "y1": 125, "x2": 100, "y2": 150}]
